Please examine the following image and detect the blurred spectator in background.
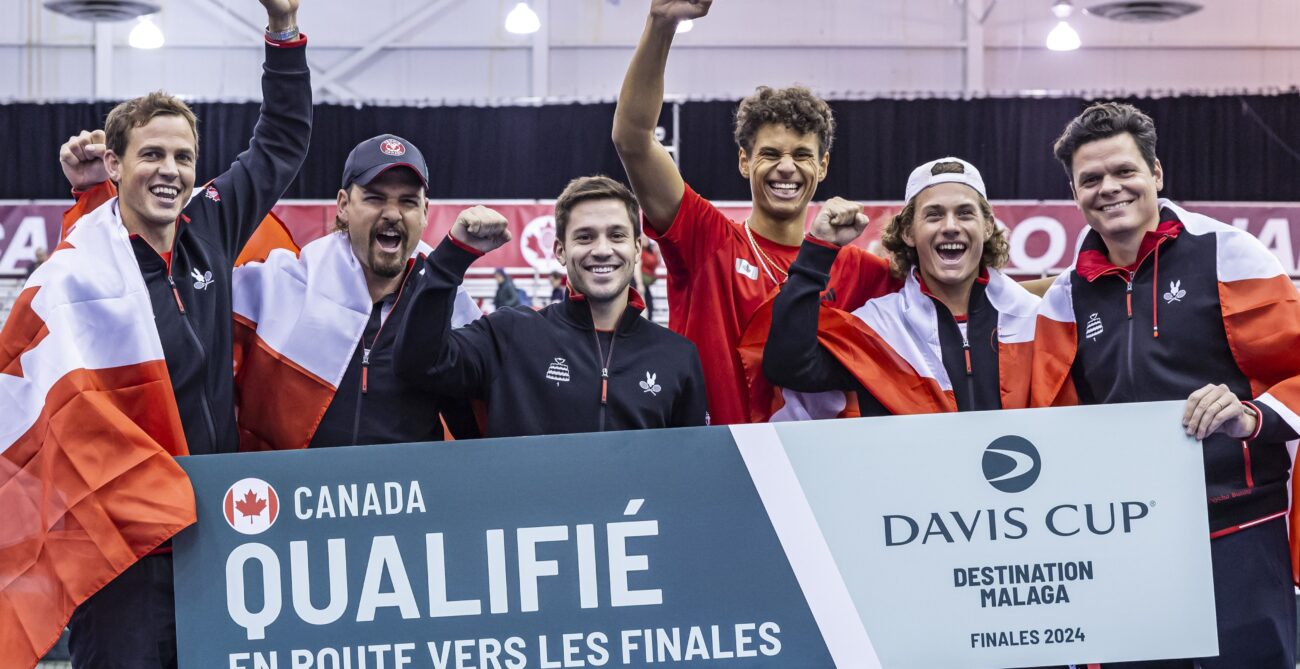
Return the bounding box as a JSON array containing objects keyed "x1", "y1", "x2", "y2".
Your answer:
[
  {"x1": 493, "y1": 267, "x2": 528, "y2": 310},
  {"x1": 639, "y1": 236, "x2": 661, "y2": 320},
  {"x1": 549, "y1": 270, "x2": 566, "y2": 304},
  {"x1": 26, "y1": 247, "x2": 48, "y2": 278}
]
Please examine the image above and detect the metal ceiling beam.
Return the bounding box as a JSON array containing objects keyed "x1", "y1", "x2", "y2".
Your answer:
[
  {"x1": 311, "y1": 0, "x2": 466, "y2": 97},
  {"x1": 192, "y1": 0, "x2": 360, "y2": 100}
]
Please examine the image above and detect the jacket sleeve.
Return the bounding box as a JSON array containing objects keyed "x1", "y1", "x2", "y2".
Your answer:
[
  {"x1": 1217, "y1": 243, "x2": 1300, "y2": 442},
  {"x1": 762, "y1": 238, "x2": 862, "y2": 392},
  {"x1": 62, "y1": 181, "x2": 117, "y2": 238},
  {"x1": 393, "y1": 237, "x2": 498, "y2": 397},
  {"x1": 671, "y1": 344, "x2": 708, "y2": 427},
  {"x1": 193, "y1": 39, "x2": 312, "y2": 261}
]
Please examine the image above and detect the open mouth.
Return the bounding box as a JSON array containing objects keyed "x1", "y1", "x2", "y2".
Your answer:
[
  {"x1": 374, "y1": 228, "x2": 405, "y2": 253},
  {"x1": 935, "y1": 241, "x2": 969, "y2": 264},
  {"x1": 149, "y1": 185, "x2": 180, "y2": 205},
  {"x1": 766, "y1": 181, "x2": 803, "y2": 201},
  {"x1": 1100, "y1": 200, "x2": 1133, "y2": 213}
]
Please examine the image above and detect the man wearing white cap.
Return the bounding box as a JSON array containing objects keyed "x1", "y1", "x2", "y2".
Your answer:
[{"x1": 757, "y1": 158, "x2": 1041, "y2": 418}]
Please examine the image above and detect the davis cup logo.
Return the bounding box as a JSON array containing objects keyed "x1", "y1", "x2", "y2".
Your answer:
[
  {"x1": 982, "y1": 435, "x2": 1041, "y2": 493},
  {"x1": 223, "y1": 478, "x2": 280, "y2": 535},
  {"x1": 380, "y1": 138, "x2": 406, "y2": 156}
]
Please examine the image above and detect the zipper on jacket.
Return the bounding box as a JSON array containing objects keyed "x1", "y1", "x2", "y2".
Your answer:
[
  {"x1": 592, "y1": 329, "x2": 618, "y2": 432},
  {"x1": 1241, "y1": 441, "x2": 1255, "y2": 488},
  {"x1": 350, "y1": 348, "x2": 367, "y2": 446},
  {"x1": 168, "y1": 271, "x2": 218, "y2": 450},
  {"x1": 350, "y1": 265, "x2": 417, "y2": 445},
  {"x1": 167, "y1": 274, "x2": 186, "y2": 315},
  {"x1": 959, "y1": 325, "x2": 975, "y2": 410}
]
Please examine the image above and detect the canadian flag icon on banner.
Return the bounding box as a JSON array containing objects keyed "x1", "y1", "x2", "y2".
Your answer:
[{"x1": 222, "y1": 477, "x2": 280, "y2": 535}]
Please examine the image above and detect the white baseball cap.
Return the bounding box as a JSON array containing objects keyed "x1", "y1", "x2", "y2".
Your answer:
[{"x1": 904, "y1": 157, "x2": 987, "y2": 202}]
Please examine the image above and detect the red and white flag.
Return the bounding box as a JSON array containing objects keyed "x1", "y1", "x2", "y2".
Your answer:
[
  {"x1": 232, "y1": 232, "x2": 482, "y2": 451},
  {"x1": 0, "y1": 198, "x2": 195, "y2": 669},
  {"x1": 742, "y1": 268, "x2": 1039, "y2": 422},
  {"x1": 1033, "y1": 200, "x2": 1300, "y2": 583}
]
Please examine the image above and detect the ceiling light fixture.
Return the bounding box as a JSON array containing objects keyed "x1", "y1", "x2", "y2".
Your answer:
[
  {"x1": 128, "y1": 14, "x2": 164, "y2": 49},
  {"x1": 1046, "y1": 0, "x2": 1081, "y2": 51},
  {"x1": 505, "y1": 2, "x2": 541, "y2": 35}
]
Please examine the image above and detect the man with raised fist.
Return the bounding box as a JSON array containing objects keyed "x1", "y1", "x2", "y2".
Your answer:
[
  {"x1": 759, "y1": 159, "x2": 1040, "y2": 420},
  {"x1": 3, "y1": 1, "x2": 314, "y2": 667},
  {"x1": 394, "y1": 176, "x2": 707, "y2": 436},
  {"x1": 611, "y1": 0, "x2": 901, "y2": 426}
]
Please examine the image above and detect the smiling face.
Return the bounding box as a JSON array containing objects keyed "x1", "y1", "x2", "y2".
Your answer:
[
  {"x1": 1069, "y1": 132, "x2": 1164, "y2": 250},
  {"x1": 554, "y1": 198, "x2": 641, "y2": 304},
  {"x1": 104, "y1": 114, "x2": 197, "y2": 236},
  {"x1": 902, "y1": 182, "x2": 991, "y2": 290},
  {"x1": 336, "y1": 167, "x2": 428, "y2": 282},
  {"x1": 739, "y1": 123, "x2": 829, "y2": 224}
]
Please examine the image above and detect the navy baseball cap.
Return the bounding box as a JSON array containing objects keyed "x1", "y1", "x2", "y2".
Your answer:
[{"x1": 340, "y1": 134, "x2": 429, "y2": 190}]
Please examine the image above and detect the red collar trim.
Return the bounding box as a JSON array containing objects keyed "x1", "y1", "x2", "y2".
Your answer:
[
  {"x1": 566, "y1": 285, "x2": 646, "y2": 311},
  {"x1": 1077, "y1": 218, "x2": 1183, "y2": 282}
]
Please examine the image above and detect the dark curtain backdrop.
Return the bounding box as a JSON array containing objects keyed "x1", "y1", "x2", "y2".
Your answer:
[{"x1": 2, "y1": 94, "x2": 1297, "y2": 201}]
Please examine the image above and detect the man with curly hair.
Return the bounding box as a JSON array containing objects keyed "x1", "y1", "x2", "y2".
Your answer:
[
  {"x1": 759, "y1": 158, "x2": 1040, "y2": 418},
  {"x1": 612, "y1": 0, "x2": 899, "y2": 425}
]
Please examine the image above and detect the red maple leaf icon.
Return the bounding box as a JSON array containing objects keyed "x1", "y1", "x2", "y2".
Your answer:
[
  {"x1": 525, "y1": 232, "x2": 548, "y2": 260},
  {"x1": 234, "y1": 489, "x2": 267, "y2": 523}
]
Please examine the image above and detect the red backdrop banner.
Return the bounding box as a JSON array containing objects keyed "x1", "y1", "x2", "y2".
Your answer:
[{"x1": 5, "y1": 200, "x2": 1300, "y2": 278}]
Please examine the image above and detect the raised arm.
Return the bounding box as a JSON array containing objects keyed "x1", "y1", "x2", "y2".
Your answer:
[
  {"x1": 611, "y1": 0, "x2": 712, "y2": 231},
  {"x1": 199, "y1": 0, "x2": 312, "y2": 258},
  {"x1": 393, "y1": 207, "x2": 512, "y2": 396},
  {"x1": 763, "y1": 198, "x2": 869, "y2": 392}
]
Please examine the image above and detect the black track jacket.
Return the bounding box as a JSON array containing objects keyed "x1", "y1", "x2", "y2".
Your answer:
[
  {"x1": 131, "y1": 39, "x2": 311, "y2": 455},
  {"x1": 393, "y1": 238, "x2": 707, "y2": 437}
]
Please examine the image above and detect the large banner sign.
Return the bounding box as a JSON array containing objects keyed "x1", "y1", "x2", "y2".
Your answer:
[
  {"x1": 174, "y1": 402, "x2": 1215, "y2": 668},
  {"x1": 5, "y1": 198, "x2": 1300, "y2": 277}
]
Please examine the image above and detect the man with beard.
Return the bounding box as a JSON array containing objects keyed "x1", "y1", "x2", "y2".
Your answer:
[
  {"x1": 57, "y1": 132, "x2": 482, "y2": 448},
  {"x1": 304, "y1": 134, "x2": 483, "y2": 446},
  {"x1": 611, "y1": 0, "x2": 900, "y2": 425},
  {"x1": 393, "y1": 176, "x2": 707, "y2": 436}
]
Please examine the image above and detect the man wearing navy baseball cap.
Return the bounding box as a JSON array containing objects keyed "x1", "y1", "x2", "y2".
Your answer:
[
  {"x1": 308, "y1": 133, "x2": 484, "y2": 447},
  {"x1": 335, "y1": 133, "x2": 431, "y2": 301}
]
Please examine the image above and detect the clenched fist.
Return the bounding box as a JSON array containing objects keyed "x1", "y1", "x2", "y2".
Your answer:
[
  {"x1": 60, "y1": 129, "x2": 109, "y2": 191},
  {"x1": 809, "y1": 196, "x2": 870, "y2": 247},
  {"x1": 451, "y1": 205, "x2": 512, "y2": 255},
  {"x1": 650, "y1": 0, "x2": 713, "y2": 23}
]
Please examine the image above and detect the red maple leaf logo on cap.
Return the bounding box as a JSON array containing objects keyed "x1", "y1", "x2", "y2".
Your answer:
[
  {"x1": 234, "y1": 489, "x2": 267, "y2": 523},
  {"x1": 380, "y1": 139, "x2": 405, "y2": 156}
]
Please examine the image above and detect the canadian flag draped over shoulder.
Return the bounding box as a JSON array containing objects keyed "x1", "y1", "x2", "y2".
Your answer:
[
  {"x1": 64, "y1": 182, "x2": 483, "y2": 452},
  {"x1": 740, "y1": 268, "x2": 1039, "y2": 422},
  {"x1": 0, "y1": 198, "x2": 195, "y2": 668},
  {"x1": 1032, "y1": 199, "x2": 1300, "y2": 583}
]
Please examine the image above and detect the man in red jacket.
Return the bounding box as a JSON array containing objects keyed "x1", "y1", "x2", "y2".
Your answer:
[{"x1": 611, "y1": 0, "x2": 900, "y2": 426}]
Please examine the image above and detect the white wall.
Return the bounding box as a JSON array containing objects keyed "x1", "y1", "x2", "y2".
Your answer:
[{"x1": 2, "y1": 0, "x2": 1298, "y2": 103}]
